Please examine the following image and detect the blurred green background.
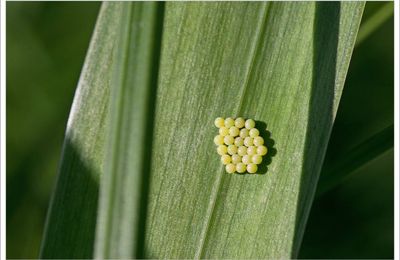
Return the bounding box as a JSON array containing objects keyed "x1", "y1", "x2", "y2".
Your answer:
[{"x1": 6, "y1": 2, "x2": 393, "y2": 258}]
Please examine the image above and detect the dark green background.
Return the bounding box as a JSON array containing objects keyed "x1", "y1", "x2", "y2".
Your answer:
[{"x1": 6, "y1": 2, "x2": 393, "y2": 258}]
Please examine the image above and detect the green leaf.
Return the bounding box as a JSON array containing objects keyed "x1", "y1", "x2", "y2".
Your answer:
[
  {"x1": 39, "y1": 3, "x2": 118, "y2": 258},
  {"x1": 40, "y1": 2, "x2": 365, "y2": 259},
  {"x1": 94, "y1": 2, "x2": 163, "y2": 258},
  {"x1": 356, "y1": 2, "x2": 393, "y2": 46},
  {"x1": 317, "y1": 124, "x2": 394, "y2": 196},
  {"x1": 145, "y1": 2, "x2": 364, "y2": 258}
]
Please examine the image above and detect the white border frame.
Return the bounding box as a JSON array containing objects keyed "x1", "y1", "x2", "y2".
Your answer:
[
  {"x1": 1, "y1": 0, "x2": 6, "y2": 259},
  {"x1": 0, "y1": 1, "x2": 398, "y2": 260},
  {"x1": 394, "y1": 0, "x2": 399, "y2": 259}
]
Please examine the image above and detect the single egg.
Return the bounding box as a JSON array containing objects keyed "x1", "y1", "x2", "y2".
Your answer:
[
  {"x1": 257, "y1": 145, "x2": 268, "y2": 156},
  {"x1": 225, "y1": 118, "x2": 235, "y2": 128},
  {"x1": 253, "y1": 136, "x2": 264, "y2": 146},
  {"x1": 247, "y1": 146, "x2": 257, "y2": 156},
  {"x1": 231, "y1": 154, "x2": 242, "y2": 164},
  {"x1": 244, "y1": 137, "x2": 254, "y2": 147},
  {"x1": 229, "y1": 126, "x2": 240, "y2": 137},
  {"x1": 242, "y1": 154, "x2": 252, "y2": 165},
  {"x1": 214, "y1": 117, "x2": 225, "y2": 128},
  {"x1": 224, "y1": 135, "x2": 234, "y2": 145},
  {"x1": 227, "y1": 145, "x2": 238, "y2": 155},
  {"x1": 240, "y1": 128, "x2": 249, "y2": 138},
  {"x1": 234, "y1": 137, "x2": 244, "y2": 147},
  {"x1": 237, "y1": 146, "x2": 247, "y2": 156},
  {"x1": 247, "y1": 163, "x2": 258, "y2": 173},
  {"x1": 252, "y1": 154, "x2": 262, "y2": 164},
  {"x1": 249, "y1": 128, "x2": 259, "y2": 137},
  {"x1": 221, "y1": 154, "x2": 231, "y2": 165},
  {"x1": 214, "y1": 135, "x2": 225, "y2": 145},
  {"x1": 219, "y1": 127, "x2": 229, "y2": 136},
  {"x1": 245, "y1": 119, "x2": 255, "y2": 129},
  {"x1": 226, "y1": 163, "x2": 236, "y2": 173},
  {"x1": 235, "y1": 117, "x2": 245, "y2": 128},
  {"x1": 217, "y1": 145, "x2": 228, "y2": 155},
  {"x1": 236, "y1": 163, "x2": 246, "y2": 173}
]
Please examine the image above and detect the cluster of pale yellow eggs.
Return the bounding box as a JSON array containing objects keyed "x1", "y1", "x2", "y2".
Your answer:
[{"x1": 214, "y1": 117, "x2": 268, "y2": 174}]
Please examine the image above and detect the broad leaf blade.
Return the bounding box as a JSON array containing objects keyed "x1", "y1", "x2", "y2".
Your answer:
[
  {"x1": 145, "y1": 2, "x2": 364, "y2": 258},
  {"x1": 40, "y1": 2, "x2": 365, "y2": 259}
]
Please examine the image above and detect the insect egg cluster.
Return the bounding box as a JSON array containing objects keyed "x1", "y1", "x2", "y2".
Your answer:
[{"x1": 214, "y1": 117, "x2": 268, "y2": 174}]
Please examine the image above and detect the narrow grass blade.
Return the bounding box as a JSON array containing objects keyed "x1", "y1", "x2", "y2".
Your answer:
[
  {"x1": 317, "y1": 124, "x2": 394, "y2": 196},
  {"x1": 356, "y1": 2, "x2": 393, "y2": 46},
  {"x1": 94, "y1": 2, "x2": 163, "y2": 259},
  {"x1": 39, "y1": 3, "x2": 119, "y2": 258},
  {"x1": 144, "y1": 2, "x2": 364, "y2": 258}
]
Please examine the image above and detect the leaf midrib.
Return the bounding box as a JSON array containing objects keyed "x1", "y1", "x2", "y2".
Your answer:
[{"x1": 102, "y1": 3, "x2": 135, "y2": 257}]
